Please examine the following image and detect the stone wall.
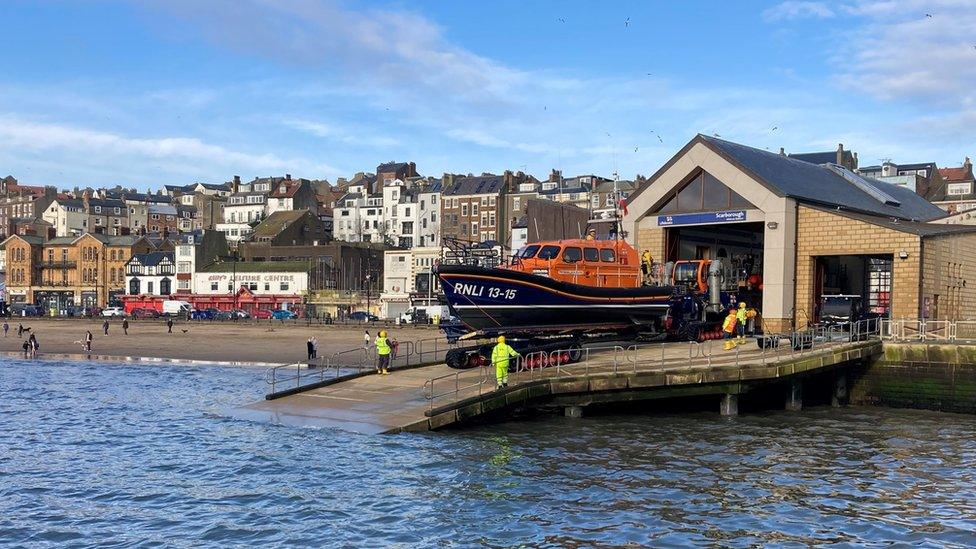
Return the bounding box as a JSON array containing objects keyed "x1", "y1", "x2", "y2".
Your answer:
[
  {"x1": 850, "y1": 343, "x2": 976, "y2": 414},
  {"x1": 795, "y1": 207, "x2": 921, "y2": 329}
]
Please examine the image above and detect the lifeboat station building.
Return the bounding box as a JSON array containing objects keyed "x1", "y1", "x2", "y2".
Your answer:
[{"x1": 623, "y1": 135, "x2": 976, "y2": 332}]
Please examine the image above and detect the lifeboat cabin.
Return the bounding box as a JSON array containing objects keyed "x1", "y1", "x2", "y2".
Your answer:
[{"x1": 509, "y1": 239, "x2": 640, "y2": 288}]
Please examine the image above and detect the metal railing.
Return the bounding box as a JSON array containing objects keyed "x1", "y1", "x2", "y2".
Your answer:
[
  {"x1": 882, "y1": 318, "x2": 976, "y2": 342},
  {"x1": 423, "y1": 319, "x2": 882, "y2": 413}
]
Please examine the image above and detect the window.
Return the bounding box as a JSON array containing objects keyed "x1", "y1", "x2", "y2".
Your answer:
[
  {"x1": 211, "y1": 282, "x2": 219, "y2": 291},
  {"x1": 160, "y1": 278, "x2": 171, "y2": 295},
  {"x1": 472, "y1": 203, "x2": 479, "y2": 216},
  {"x1": 948, "y1": 183, "x2": 972, "y2": 196},
  {"x1": 480, "y1": 197, "x2": 488, "y2": 206},
  {"x1": 538, "y1": 245, "x2": 561, "y2": 260},
  {"x1": 147, "y1": 281, "x2": 154, "y2": 294},
  {"x1": 94, "y1": 206, "x2": 101, "y2": 213},
  {"x1": 562, "y1": 247, "x2": 582, "y2": 263},
  {"x1": 264, "y1": 283, "x2": 270, "y2": 291},
  {"x1": 405, "y1": 207, "x2": 411, "y2": 216},
  {"x1": 657, "y1": 170, "x2": 755, "y2": 214},
  {"x1": 129, "y1": 278, "x2": 140, "y2": 294},
  {"x1": 461, "y1": 203, "x2": 468, "y2": 216},
  {"x1": 489, "y1": 212, "x2": 495, "y2": 227},
  {"x1": 280, "y1": 282, "x2": 289, "y2": 291},
  {"x1": 600, "y1": 248, "x2": 616, "y2": 262},
  {"x1": 513, "y1": 197, "x2": 521, "y2": 211},
  {"x1": 519, "y1": 244, "x2": 540, "y2": 258},
  {"x1": 471, "y1": 222, "x2": 478, "y2": 236},
  {"x1": 489, "y1": 196, "x2": 496, "y2": 206},
  {"x1": 151, "y1": 214, "x2": 159, "y2": 220},
  {"x1": 583, "y1": 247, "x2": 600, "y2": 262}
]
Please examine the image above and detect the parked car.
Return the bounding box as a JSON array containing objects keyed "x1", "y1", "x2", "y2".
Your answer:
[
  {"x1": 272, "y1": 309, "x2": 298, "y2": 320},
  {"x1": 252, "y1": 309, "x2": 273, "y2": 319},
  {"x1": 190, "y1": 309, "x2": 215, "y2": 320},
  {"x1": 101, "y1": 306, "x2": 126, "y2": 317},
  {"x1": 84, "y1": 306, "x2": 103, "y2": 318},
  {"x1": 11, "y1": 304, "x2": 45, "y2": 317},
  {"x1": 348, "y1": 311, "x2": 378, "y2": 322},
  {"x1": 131, "y1": 308, "x2": 160, "y2": 319},
  {"x1": 213, "y1": 310, "x2": 235, "y2": 320},
  {"x1": 230, "y1": 309, "x2": 250, "y2": 319}
]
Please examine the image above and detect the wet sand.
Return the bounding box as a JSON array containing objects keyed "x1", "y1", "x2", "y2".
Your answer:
[{"x1": 0, "y1": 318, "x2": 444, "y2": 365}]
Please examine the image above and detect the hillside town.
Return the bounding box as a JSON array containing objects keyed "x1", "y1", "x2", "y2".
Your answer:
[{"x1": 1, "y1": 141, "x2": 974, "y2": 323}]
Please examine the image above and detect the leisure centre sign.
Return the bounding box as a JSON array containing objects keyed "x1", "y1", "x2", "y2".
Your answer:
[{"x1": 657, "y1": 210, "x2": 747, "y2": 226}]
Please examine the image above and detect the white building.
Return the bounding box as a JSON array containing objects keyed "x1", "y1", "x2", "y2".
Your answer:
[
  {"x1": 214, "y1": 222, "x2": 254, "y2": 246},
  {"x1": 192, "y1": 262, "x2": 309, "y2": 296},
  {"x1": 334, "y1": 178, "x2": 441, "y2": 247},
  {"x1": 379, "y1": 246, "x2": 442, "y2": 318},
  {"x1": 125, "y1": 252, "x2": 176, "y2": 296}
]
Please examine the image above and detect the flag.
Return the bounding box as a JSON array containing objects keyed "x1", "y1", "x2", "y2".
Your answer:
[{"x1": 618, "y1": 198, "x2": 629, "y2": 216}]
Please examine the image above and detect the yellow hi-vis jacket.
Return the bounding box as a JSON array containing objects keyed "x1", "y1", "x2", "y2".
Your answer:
[
  {"x1": 375, "y1": 336, "x2": 391, "y2": 356},
  {"x1": 736, "y1": 307, "x2": 748, "y2": 324},
  {"x1": 722, "y1": 313, "x2": 738, "y2": 333},
  {"x1": 491, "y1": 342, "x2": 519, "y2": 369}
]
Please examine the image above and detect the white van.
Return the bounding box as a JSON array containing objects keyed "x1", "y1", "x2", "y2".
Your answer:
[
  {"x1": 398, "y1": 305, "x2": 451, "y2": 324},
  {"x1": 162, "y1": 300, "x2": 192, "y2": 317}
]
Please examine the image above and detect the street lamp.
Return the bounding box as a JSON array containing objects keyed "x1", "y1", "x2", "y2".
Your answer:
[{"x1": 365, "y1": 273, "x2": 372, "y2": 315}]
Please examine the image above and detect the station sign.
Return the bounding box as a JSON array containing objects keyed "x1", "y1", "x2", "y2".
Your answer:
[{"x1": 657, "y1": 210, "x2": 747, "y2": 226}]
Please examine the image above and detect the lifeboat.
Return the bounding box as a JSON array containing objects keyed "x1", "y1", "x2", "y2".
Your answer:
[{"x1": 437, "y1": 238, "x2": 675, "y2": 333}]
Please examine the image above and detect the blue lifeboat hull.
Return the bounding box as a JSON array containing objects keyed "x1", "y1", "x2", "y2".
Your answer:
[{"x1": 437, "y1": 264, "x2": 674, "y2": 333}]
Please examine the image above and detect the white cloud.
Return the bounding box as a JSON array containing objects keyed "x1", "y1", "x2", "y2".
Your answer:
[
  {"x1": 835, "y1": 0, "x2": 976, "y2": 108},
  {"x1": 283, "y1": 118, "x2": 400, "y2": 148},
  {"x1": 762, "y1": 1, "x2": 835, "y2": 21},
  {"x1": 0, "y1": 115, "x2": 339, "y2": 180}
]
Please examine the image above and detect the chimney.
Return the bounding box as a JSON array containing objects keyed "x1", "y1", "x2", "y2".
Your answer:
[
  {"x1": 965, "y1": 156, "x2": 972, "y2": 171},
  {"x1": 232, "y1": 175, "x2": 241, "y2": 193},
  {"x1": 82, "y1": 189, "x2": 91, "y2": 213},
  {"x1": 285, "y1": 173, "x2": 292, "y2": 181},
  {"x1": 779, "y1": 147, "x2": 785, "y2": 156},
  {"x1": 549, "y1": 169, "x2": 561, "y2": 183},
  {"x1": 409, "y1": 162, "x2": 417, "y2": 177},
  {"x1": 503, "y1": 170, "x2": 514, "y2": 192},
  {"x1": 852, "y1": 151, "x2": 858, "y2": 170},
  {"x1": 836, "y1": 143, "x2": 844, "y2": 166}
]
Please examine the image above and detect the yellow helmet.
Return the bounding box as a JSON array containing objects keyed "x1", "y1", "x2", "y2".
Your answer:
[
  {"x1": 497, "y1": 335, "x2": 506, "y2": 344},
  {"x1": 379, "y1": 330, "x2": 387, "y2": 337},
  {"x1": 738, "y1": 302, "x2": 746, "y2": 308}
]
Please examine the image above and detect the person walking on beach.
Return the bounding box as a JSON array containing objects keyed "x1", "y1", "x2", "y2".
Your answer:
[
  {"x1": 18, "y1": 323, "x2": 24, "y2": 338},
  {"x1": 22, "y1": 339, "x2": 29, "y2": 358},
  {"x1": 85, "y1": 330, "x2": 93, "y2": 353},
  {"x1": 375, "y1": 330, "x2": 391, "y2": 375},
  {"x1": 2, "y1": 321, "x2": 8, "y2": 337},
  {"x1": 122, "y1": 318, "x2": 129, "y2": 335},
  {"x1": 306, "y1": 337, "x2": 315, "y2": 361},
  {"x1": 102, "y1": 319, "x2": 109, "y2": 336},
  {"x1": 167, "y1": 318, "x2": 174, "y2": 334},
  {"x1": 363, "y1": 330, "x2": 371, "y2": 350},
  {"x1": 311, "y1": 337, "x2": 318, "y2": 360},
  {"x1": 28, "y1": 333, "x2": 38, "y2": 358}
]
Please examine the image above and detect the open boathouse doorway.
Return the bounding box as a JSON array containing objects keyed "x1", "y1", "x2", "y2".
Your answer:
[{"x1": 812, "y1": 254, "x2": 893, "y2": 323}]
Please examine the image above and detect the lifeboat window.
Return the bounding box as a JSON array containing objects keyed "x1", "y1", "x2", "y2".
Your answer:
[
  {"x1": 562, "y1": 247, "x2": 582, "y2": 263},
  {"x1": 583, "y1": 247, "x2": 599, "y2": 262},
  {"x1": 519, "y1": 244, "x2": 541, "y2": 259},
  {"x1": 600, "y1": 248, "x2": 616, "y2": 262},
  {"x1": 538, "y1": 245, "x2": 561, "y2": 260},
  {"x1": 673, "y1": 263, "x2": 698, "y2": 285}
]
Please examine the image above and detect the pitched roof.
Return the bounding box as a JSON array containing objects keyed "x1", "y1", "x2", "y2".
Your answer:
[
  {"x1": 696, "y1": 135, "x2": 945, "y2": 221},
  {"x1": 939, "y1": 167, "x2": 972, "y2": 182},
  {"x1": 149, "y1": 203, "x2": 178, "y2": 215},
  {"x1": 827, "y1": 208, "x2": 976, "y2": 237},
  {"x1": 443, "y1": 175, "x2": 505, "y2": 196},
  {"x1": 269, "y1": 180, "x2": 306, "y2": 198},
  {"x1": 377, "y1": 161, "x2": 408, "y2": 173},
  {"x1": 788, "y1": 150, "x2": 854, "y2": 165},
  {"x1": 2, "y1": 234, "x2": 44, "y2": 246},
  {"x1": 251, "y1": 210, "x2": 308, "y2": 238},
  {"x1": 129, "y1": 251, "x2": 174, "y2": 267}
]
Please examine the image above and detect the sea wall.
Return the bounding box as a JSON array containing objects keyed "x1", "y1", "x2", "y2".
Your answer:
[{"x1": 849, "y1": 343, "x2": 976, "y2": 414}]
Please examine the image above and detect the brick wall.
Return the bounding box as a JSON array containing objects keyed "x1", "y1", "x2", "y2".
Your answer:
[
  {"x1": 921, "y1": 233, "x2": 976, "y2": 320},
  {"x1": 795, "y1": 207, "x2": 921, "y2": 328},
  {"x1": 636, "y1": 225, "x2": 666, "y2": 263}
]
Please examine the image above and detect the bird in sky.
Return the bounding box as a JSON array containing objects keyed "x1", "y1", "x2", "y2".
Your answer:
[
  {"x1": 925, "y1": 13, "x2": 933, "y2": 17},
  {"x1": 646, "y1": 73, "x2": 653, "y2": 76},
  {"x1": 625, "y1": 17, "x2": 630, "y2": 27},
  {"x1": 634, "y1": 146, "x2": 639, "y2": 153},
  {"x1": 558, "y1": 17, "x2": 565, "y2": 23},
  {"x1": 771, "y1": 126, "x2": 778, "y2": 131},
  {"x1": 606, "y1": 132, "x2": 611, "y2": 137}
]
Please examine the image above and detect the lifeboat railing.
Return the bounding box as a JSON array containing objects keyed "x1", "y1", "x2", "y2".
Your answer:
[{"x1": 423, "y1": 321, "x2": 881, "y2": 414}]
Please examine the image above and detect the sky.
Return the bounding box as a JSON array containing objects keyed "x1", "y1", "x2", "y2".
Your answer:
[{"x1": 1, "y1": 0, "x2": 974, "y2": 190}]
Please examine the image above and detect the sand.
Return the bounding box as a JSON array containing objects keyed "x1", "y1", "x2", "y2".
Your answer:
[{"x1": 0, "y1": 318, "x2": 446, "y2": 366}]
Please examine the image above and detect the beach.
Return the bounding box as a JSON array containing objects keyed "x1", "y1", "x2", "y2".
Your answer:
[{"x1": 0, "y1": 318, "x2": 444, "y2": 365}]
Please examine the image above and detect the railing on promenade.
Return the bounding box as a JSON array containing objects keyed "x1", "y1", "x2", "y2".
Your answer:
[
  {"x1": 882, "y1": 319, "x2": 976, "y2": 342},
  {"x1": 423, "y1": 319, "x2": 882, "y2": 414}
]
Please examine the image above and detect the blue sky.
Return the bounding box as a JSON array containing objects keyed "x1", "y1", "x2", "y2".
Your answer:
[{"x1": 1, "y1": 0, "x2": 974, "y2": 189}]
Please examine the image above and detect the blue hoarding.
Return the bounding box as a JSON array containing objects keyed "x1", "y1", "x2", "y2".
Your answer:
[{"x1": 657, "y1": 210, "x2": 747, "y2": 226}]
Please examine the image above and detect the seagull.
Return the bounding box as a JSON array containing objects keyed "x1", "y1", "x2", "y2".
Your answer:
[
  {"x1": 657, "y1": 134, "x2": 663, "y2": 143},
  {"x1": 181, "y1": 329, "x2": 189, "y2": 333},
  {"x1": 558, "y1": 17, "x2": 565, "y2": 22},
  {"x1": 634, "y1": 146, "x2": 639, "y2": 152},
  {"x1": 625, "y1": 17, "x2": 630, "y2": 27},
  {"x1": 771, "y1": 126, "x2": 778, "y2": 131},
  {"x1": 646, "y1": 73, "x2": 653, "y2": 76},
  {"x1": 925, "y1": 13, "x2": 932, "y2": 17},
  {"x1": 606, "y1": 132, "x2": 611, "y2": 137}
]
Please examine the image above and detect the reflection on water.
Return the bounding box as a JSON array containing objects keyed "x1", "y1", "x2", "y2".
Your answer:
[{"x1": 1, "y1": 358, "x2": 974, "y2": 546}]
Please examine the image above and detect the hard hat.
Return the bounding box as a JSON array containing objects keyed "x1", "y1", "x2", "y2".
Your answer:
[
  {"x1": 739, "y1": 302, "x2": 746, "y2": 308},
  {"x1": 497, "y1": 335, "x2": 506, "y2": 344},
  {"x1": 379, "y1": 330, "x2": 387, "y2": 337}
]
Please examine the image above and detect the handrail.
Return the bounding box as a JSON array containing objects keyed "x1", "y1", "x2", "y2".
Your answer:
[
  {"x1": 881, "y1": 318, "x2": 976, "y2": 342},
  {"x1": 423, "y1": 321, "x2": 882, "y2": 413}
]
